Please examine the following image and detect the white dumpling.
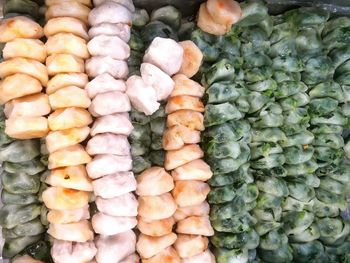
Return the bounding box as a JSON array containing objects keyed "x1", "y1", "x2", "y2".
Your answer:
[
  {"x1": 51, "y1": 240, "x2": 97, "y2": 263},
  {"x1": 92, "y1": 212, "x2": 137, "y2": 235},
  {"x1": 87, "y1": 154, "x2": 132, "y2": 179},
  {"x1": 140, "y1": 63, "x2": 175, "y2": 101},
  {"x1": 85, "y1": 73, "x2": 126, "y2": 98},
  {"x1": 88, "y1": 1, "x2": 132, "y2": 26},
  {"x1": 87, "y1": 133, "x2": 130, "y2": 156},
  {"x1": 96, "y1": 192, "x2": 138, "y2": 217},
  {"x1": 95, "y1": 230, "x2": 136, "y2": 263},
  {"x1": 143, "y1": 37, "x2": 184, "y2": 76},
  {"x1": 88, "y1": 23, "x2": 131, "y2": 42},
  {"x1": 88, "y1": 35, "x2": 130, "y2": 60},
  {"x1": 126, "y1": 75, "x2": 160, "y2": 116},
  {"x1": 92, "y1": 0, "x2": 135, "y2": 11},
  {"x1": 90, "y1": 113, "x2": 133, "y2": 136},
  {"x1": 86, "y1": 56, "x2": 128, "y2": 79},
  {"x1": 92, "y1": 171, "x2": 136, "y2": 198},
  {"x1": 89, "y1": 91, "x2": 131, "y2": 117}
]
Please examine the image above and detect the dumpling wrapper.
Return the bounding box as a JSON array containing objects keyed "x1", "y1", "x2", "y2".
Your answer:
[
  {"x1": 136, "y1": 167, "x2": 174, "y2": 196},
  {"x1": 49, "y1": 86, "x2": 91, "y2": 110},
  {"x1": 165, "y1": 95, "x2": 205, "y2": 114},
  {"x1": 176, "y1": 216, "x2": 214, "y2": 236},
  {"x1": 3, "y1": 39, "x2": 46, "y2": 63},
  {"x1": 86, "y1": 133, "x2": 130, "y2": 156},
  {"x1": 0, "y1": 74, "x2": 42, "y2": 104},
  {"x1": 51, "y1": 240, "x2": 96, "y2": 263},
  {"x1": 138, "y1": 193, "x2": 177, "y2": 221},
  {"x1": 96, "y1": 193, "x2": 138, "y2": 217},
  {"x1": 138, "y1": 216, "x2": 175, "y2": 237},
  {"x1": 162, "y1": 125, "x2": 201, "y2": 151},
  {"x1": 88, "y1": 1, "x2": 132, "y2": 26},
  {"x1": 4, "y1": 93, "x2": 50, "y2": 118},
  {"x1": 174, "y1": 235, "x2": 208, "y2": 258},
  {"x1": 46, "y1": 33, "x2": 89, "y2": 59},
  {"x1": 88, "y1": 22, "x2": 130, "y2": 42},
  {"x1": 46, "y1": 127, "x2": 90, "y2": 153},
  {"x1": 5, "y1": 116, "x2": 48, "y2": 139},
  {"x1": 47, "y1": 205, "x2": 90, "y2": 224},
  {"x1": 87, "y1": 35, "x2": 130, "y2": 60},
  {"x1": 171, "y1": 74, "x2": 205, "y2": 98},
  {"x1": 45, "y1": 1, "x2": 91, "y2": 24},
  {"x1": 48, "y1": 144, "x2": 91, "y2": 169},
  {"x1": 46, "y1": 54, "x2": 85, "y2": 76},
  {"x1": 48, "y1": 220, "x2": 94, "y2": 242},
  {"x1": 92, "y1": 171, "x2": 136, "y2": 198},
  {"x1": 85, "y1": 56, "x2": 128, "y2": 79},
  {"x1": 172, "y1": 180, "x2": 210, "y2": 207},
  {"x1": 85, "y1": 73, "x2": 126, "y2": 98},
  {"x1": 0, "y1": 16, "x2": 44, "y2": 42},
  {"x1": 44, "y1": 17, "x2": 89, "y2": 40},
  {"x1": 0, "y1": 57, "x2": 48, "y2": 87},
  {"x1": 46, "y1": 73, "x2": 88, "y2": 95},
  {"x1": 95, "y1": 230, "x2": 136, "y2": 263},
  {"x1": 137, "y1": 233, "x2": 177, "y2": 259},
  {"x1": 173, "y1": 201, "x2": 210, "y2": 222},
  {"x1": 48, "y1": 108, "x2": 92, "y2": 131},
  {"x1": 42, "y1": 186, "x2": 89, "y2": 210},
  {"x1": 171, "y1": 159, "x2": 213, "y2": 181},
  {"x1": 143, "y1": 37, "x2": 184, "y2": 76},
  {"x1": 140, "y1": 63, "x2": 174, "y2": 101},
  {"x1": 164, "y1": 144, "x2": 204, "y2": 170},
  {"x1": 86, "y1": 154, "x2": 132, "y2": 179},
  {"x1": 126, "y1": 75, "x2": 160, "y2": 116},
  {"x1": 167, "y1": 110, "x2": 204, "y2": 131},
  {"x1": 142, "y1": 246, "x2": 180, "y2": 263},
  {"x1": 92, "y1": 212, "x2": 137, "y2": 235},
  {"x1": 89, "y1": 91, "x2": 130, "y2": 117},
  {"x1": 90, "y1": 113, "x2": 133, "y2": 136},
  {"x1": 46, "y1": 165, "x2": 93, "y2": 191}
]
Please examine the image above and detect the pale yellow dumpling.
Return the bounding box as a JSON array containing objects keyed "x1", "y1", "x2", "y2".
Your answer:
[
  {"x1": 48, "y1": 220, "x2": 94, "y2": 242},
  {"x1": 176, "y1": 216, "x2": 214, "y2": 236},
  {"x1": 48, "y1": 144, "x2": 91, "y2": 169},
  {"x1": 3, "y1": 39, "x2": 46, "y2": 63},
  {"x1": 137, "y1": 216, "x2": 175, "y2": 237},
  {"x1": 171, "y1": 74, "x2": 205, "y2": 98},
  {"x1": 0, "y1": 74, "x2": 42, "y2": 104},
  {"x1": 46, "y1": 165, "x2": 93, "y2": 191},
  {"x1": 49, "y1": 86, "x2": 91, "y2": 110},
  {"x1": 174, "y1": 234, "x2": 208, "y2": 258},
  {"x1": 47, "y1": 205, "x2": 90, "y2": 224},
  {"x1": 44, "y1": 17, "x2": 89, "y2": 40},
  {"x1": 45, "y1": 1, "x2": 91, "y2": 24},
  {"x1": 0, "y1": 16, "x2": 44, "y2": 42},
  {"x1": 164, "y1": 144, "x2": 204, "y2": 170},
  {"x1": 46, "y1": 54, "x2": 84, "y2": 76},
  {"x1": 46, "y1": 127, "x2": 90, "y2": 153},
  {"x1": 46, "y1": 33, "x2": 89, "y2": 59},
  {"x1": 136, "y1": 167, "x2": 174, "y2": 196},
  {"x1": 42, "y1": 186, "x2": 89, "y2": 210},
  {"x1": 46, "y1": 73, "x2": 88, "y2": 95},
  {"x1": 172, "y1": 180, "x2": 210, "y2": 207},
  {"x1": 138, "y1": 193, "x2": 177, "y2": 221},
  {"x1": 4, "y1": 93, "x2": 50, "y2": 118},
  {"x1": 48, "y1": 108, "x2": 92, "y2": 131},
  {"x1": 45, "y1": 0, "x2": 92, "y2": 7},
  {"x1": 163, "y1": 125, "x2": 201, "y2": 151},
  {"x1": 137, "y1": 233, "x2": 177, "y2": 259},
  {"x1": 142, "y1": 247, "x2": 180, "y2": 263},
  {"x1": 0, "y1": 58, "x2": 48, "y2": 86},
  {"x1": 5, "y1": 116, "x2": 48, "y2": 139}
]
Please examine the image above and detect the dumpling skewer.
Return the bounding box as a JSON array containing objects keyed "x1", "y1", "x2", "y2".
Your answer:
[
  {"x1": 0, "y1": 16, "x2": 50, "y2": 139},
  {"x1": 42, "y1": 1, "x2": 96, "y2": 262},
  {"x1": 163, "y1": 41, "x2": 215, "y2": 262},
  {"x1": 85, "y1": 1, "x2": 138, "y2": 262}
]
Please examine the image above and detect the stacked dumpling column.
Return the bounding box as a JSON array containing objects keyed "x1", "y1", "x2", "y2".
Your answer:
[
  {"x1": 0, "y1": 17, "x2": 50, "y2": 139},
  {"x1": 85, "y1": 1, "x2": 138, "y2": 262},
  {"x1": 42, "y1": 1, "x2": 97, "y2": 262},
  {"x1": 163, "y1": 41, "x2": 215, "y2": 262},
  {"x1": 136, "y1": 167, "x2": 178, "y2": 262}
]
